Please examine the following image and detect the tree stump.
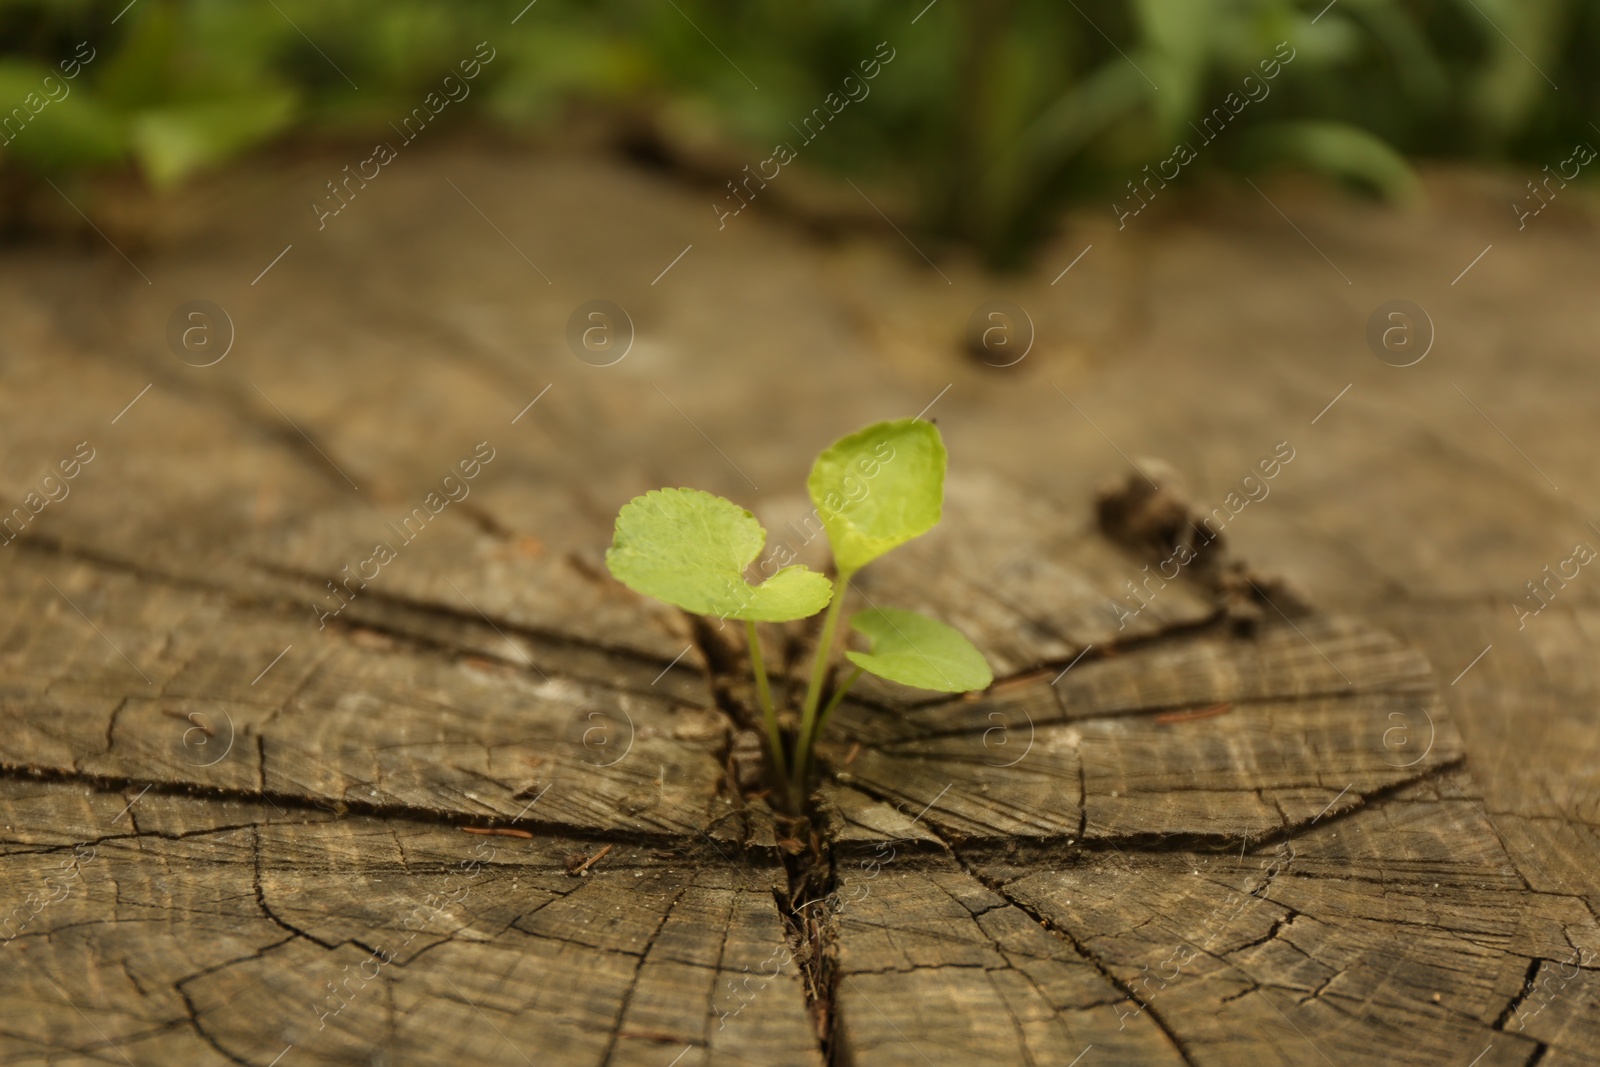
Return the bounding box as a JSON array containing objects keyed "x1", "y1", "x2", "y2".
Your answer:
[{"x1": 0, "y1": 147, "x2": 1595, "y2": 1066}]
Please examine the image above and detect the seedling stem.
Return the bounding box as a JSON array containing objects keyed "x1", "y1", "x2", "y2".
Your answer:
[
  {"x1": 814, "y1": 666, "x2": 863, "y2": 747},
  {"x1": 792, "y1": 570, "x2": 852, "y2": 795},
  {"x1": 745, "y1": 619, "x2": 788, "y2": 796}
]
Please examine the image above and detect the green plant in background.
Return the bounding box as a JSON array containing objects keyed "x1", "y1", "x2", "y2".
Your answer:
[
  {"x1": 0, "y1": 1, "x2": 300, "y2": 188},
  {"x1": 1, "y1": 0, "x2": 1596, "y2": 262},
  {"x1": 606, "y1": 418, "x2": 991, "y2": 810}
]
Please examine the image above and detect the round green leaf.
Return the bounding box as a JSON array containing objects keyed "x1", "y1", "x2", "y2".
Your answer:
[
  {"x1": 845, "y1": 607, "x2": 992, "y2": 693},
  {"x1": 807, "y1": 418, "x2": 946, "y2": 575},
  {"x1": 605, "y1": 487, "x2": 832, "y2": 622}
]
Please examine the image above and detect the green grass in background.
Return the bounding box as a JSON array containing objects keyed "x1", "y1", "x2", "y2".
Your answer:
[{"x1": 0, "y1": 0, "x2": 1594, "y2": 264}]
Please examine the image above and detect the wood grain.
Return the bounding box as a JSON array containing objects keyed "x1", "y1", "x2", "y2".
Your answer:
[{"x1": 0, "y1": 147, "x2": 1595, "y2": 1064}]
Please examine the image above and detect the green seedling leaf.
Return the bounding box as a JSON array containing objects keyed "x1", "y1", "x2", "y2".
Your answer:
[
  {"x1": 606, "y1": 488, "x2": 832, "y2": 622},
  {"x1": 845, "y1": 607, "x2": 992, "y2": 693},
  {"x1": 808, "y1": 418, "x2": 945, "y2": 574}
]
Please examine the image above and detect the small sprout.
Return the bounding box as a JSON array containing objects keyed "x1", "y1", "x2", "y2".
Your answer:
[{"x1": 604, "y1": 420, "x2": 992, "y2": 811}]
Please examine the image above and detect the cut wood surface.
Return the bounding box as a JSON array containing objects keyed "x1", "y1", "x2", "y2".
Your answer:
[{"x1": 0, "y1": 146, "x2": 1597, "y2": 1066}]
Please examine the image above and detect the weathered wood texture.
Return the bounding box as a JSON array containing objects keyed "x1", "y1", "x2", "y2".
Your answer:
[{"x1": 0, "y1": 146, "x2": 1596, "y2": 1066}]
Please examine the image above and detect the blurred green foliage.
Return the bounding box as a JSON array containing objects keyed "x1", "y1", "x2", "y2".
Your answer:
[{"x1": 1, "y1": 0, "x2": 1595, "y2": 263}]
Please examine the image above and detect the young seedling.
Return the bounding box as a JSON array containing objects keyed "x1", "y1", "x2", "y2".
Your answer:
[{"x1": 605, "y1": 418, "x2": 992, "y2": 810}]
